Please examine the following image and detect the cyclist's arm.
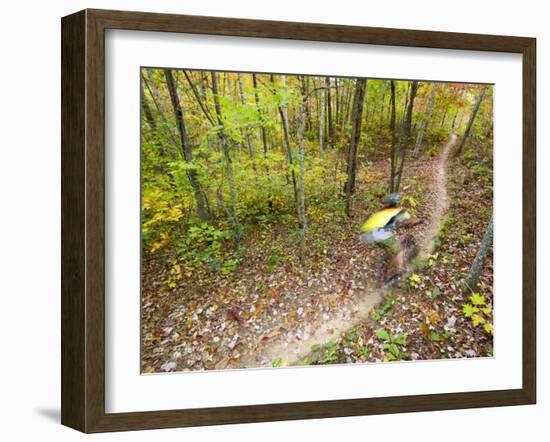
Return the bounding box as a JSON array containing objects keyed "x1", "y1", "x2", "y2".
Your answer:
[{"x1": 395, "y1": 210, "x2": 423, "y2": 229}]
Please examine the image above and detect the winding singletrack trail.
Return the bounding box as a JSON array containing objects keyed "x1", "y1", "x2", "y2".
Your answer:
[
  {"x1": 416, "y1": 133, "x2": 457, "y2": 260},
  {"x1": 248, "y1": 134, "x2": 458, "y2": 367},
  {"x1": 142, "y1": 134, "x2": 460, "y2": 372}
]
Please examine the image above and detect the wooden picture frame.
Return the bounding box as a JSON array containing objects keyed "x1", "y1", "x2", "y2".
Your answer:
[{"x1": 61, "y1": 8, "x2": 536, "y2": 433}]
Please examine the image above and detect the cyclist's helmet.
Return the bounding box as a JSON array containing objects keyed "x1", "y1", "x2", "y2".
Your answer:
[{"x1": 383, "y1": 192, "x2": 401, "y2": 207}]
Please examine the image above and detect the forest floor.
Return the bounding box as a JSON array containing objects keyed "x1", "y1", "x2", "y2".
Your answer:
[{"x1": 141, "y1": 134, "x2": 494, "y2": 373}]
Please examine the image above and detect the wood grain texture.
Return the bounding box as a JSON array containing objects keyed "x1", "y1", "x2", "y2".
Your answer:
[
  {"x1": 89, "y1": 8, "x2": 532, "y2": 53},
  {"x1": 522, "y1": 38, "x2": 536, "y2": 403},
  {"x1": 61, "y1": 8, "x2": 536, "y2": 433},
  {"x1": 61, "y1": 10, "x2": 86, "y2": 431}
]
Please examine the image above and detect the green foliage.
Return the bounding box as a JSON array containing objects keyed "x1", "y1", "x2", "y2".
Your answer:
[
  {"x1": 370, "y1": 293, "x2": 396, "y2": 320},
  {"x1": 438, "y1": 213, "x2": 454, "y2": 240},
  {"x1": 183, "y1": 224, "x2": 228, "y2": 263},
  {"x1": 356, "y1": 345, "x2": 372, "y2": 358},
  {"x1": 375, "y1": 328, "x2": 409, "y2": 361},
  {"x1": 303, "y1": 341, "x2": 339, "y2": 365},
  {"x1": 411, "y1": 257, "x2": 428, "y2": 271},
  {"x1": 140, "y1": 69, "x2": 494, "y2": 296},
  {"x1": 140, "y1": 70, "x2": 496, "y2": 372},
  {"x1": 319, "y1": 341, "x2": 339, "y2": 364},
  {"x1": 470, "y1": 163, "x2": 492, "y2": 182},
  {"x1": 265, "y1": 242, "x2": 292, "y2": 272},
  {"x1": 345, "y1": 327, "x2": 359, "y2": 343}
]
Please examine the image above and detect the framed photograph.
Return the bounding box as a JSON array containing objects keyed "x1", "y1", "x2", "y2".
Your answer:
[{"x1": 61, "y1": 9, "x2": 536, "y2": 433}]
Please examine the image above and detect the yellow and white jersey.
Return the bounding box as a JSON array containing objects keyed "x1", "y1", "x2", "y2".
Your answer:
[{"x1": 360, "y1": 207, "x2": 410, "y2": 234}]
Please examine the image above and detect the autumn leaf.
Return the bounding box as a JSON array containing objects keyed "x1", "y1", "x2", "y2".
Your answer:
[
  {"x1": 471, "y1": 313, "x2": 485, "y2": 326},
  {"x1": 409, "y1": 273, "x2": 421, "y2": 283},
  {"x1": 139, "y1": 74, "x2": 495, "y2": 373},
  {"x1": 420, "y1": 322, "x2": 430, "y2": 339},
  {"x1": 462, "y1": 303, "x2": 478, "y2": 318},
  {"x1": 428, "y1": 310, "x2": 441, "y2": 325},
  {"x1": 470, "y1": 293, "x2": 486, "y2": 306}
]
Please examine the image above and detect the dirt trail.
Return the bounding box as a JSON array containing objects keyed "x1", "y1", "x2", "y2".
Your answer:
[
  {"x1": 415, "y1": 133, "x2": 457, "y2": 259},
  {"x1": 245, "y1": 287, "x2": 383, "y2": 367},
  {"x1": 248, "y1": 134, "x2": 458, "y2": 367}
]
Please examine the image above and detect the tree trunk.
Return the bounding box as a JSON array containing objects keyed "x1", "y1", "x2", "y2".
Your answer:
[
  {"x1": 141, "y1": 76, "x2": 156, "y2": 132},
  {"x1": 389, "y1": 80, "x2": 398, "y2": 192},
  {"x1": 304, "y1": 76, "x2": 313, "y2": 132},
  {"x1": 363, "y1": 80, "x2": 370, "y2": 162},
  {"x1": 145, "y1": 68, "x2": 161, "y2": 105},
  {"x1": 413, "y1": 83, "x2": 437, "y2": 157},
  {"x1": 141, "y1": 72, "x2": 180, "y2": 150},
  {"x1": 278, "y1": 75, "x2": 300, "y2": 217},
  {"x1": 456, "y1": 88, "x2": 486, "y2": 156},
  {"x1": 297, "y1": 77, "x2": 308, "y2": 263},
  {"x1": 344, "y1": 78, "x2": 367, "y2": 217},
  {"x1": 462, "y1": 213, "x2": 493, "y2": 292},
  {"x1": 400, "y1": 81, "x2": 411, "y2": 126},
  {"x1": 379, "y1": 81, "x2": 388, "y2": 124},
  {"x1": 199, "y1": 72, "x2": 208, "y2": 99},
  {"x1": 343, "y1": 83, "x2": 353, "y2": 129},
  {"x1": 252, "y1": 74, "x2": 268, "y2": 155},
  {"x1": 325, "y1": 77, "x2": 334, "y2": 145},
  {"x1": 163, "y1": 69, "x2": 209, "y2": 220},
  {"x1": 318, "y1": 78, "x2": 325, "y2": 154},
  {"x1": 440, "y1": 109, "x2": 448, "y2": 129},
  {"x1": 395, "y1": 81, "x2": 418, "y2": 192},
  {"x1": 211, "y1": 72, "x2": 240, "y2": 241},
  {"x1": 237, "y1": 73, "x2": 257, "y2": 174},
  {"x1": 451, "y1": 109, "x2": 459, "y2": 130},
  {"x1": 485, "y1": 121, "x2": 494, "y2": 140},
  {"x1": 141, "y1": 74, "x2": 168, "y2": 172},
  {"x1": 335, "y1": 78, "x2": 341, "y2": 132},
  {"x1": 182, "y1": 71, "x2": 215, "y2": 126}
]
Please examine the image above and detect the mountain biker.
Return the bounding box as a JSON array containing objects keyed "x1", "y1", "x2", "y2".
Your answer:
[{"x1": 359, "y1": 193, "x2": 420, "y2": 284}]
